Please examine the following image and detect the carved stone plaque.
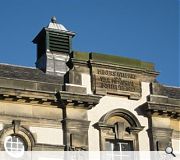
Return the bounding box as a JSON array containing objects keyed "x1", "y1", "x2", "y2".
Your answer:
[{"x1": 92, "y1": 68, "x2": 142, "y2": 99}]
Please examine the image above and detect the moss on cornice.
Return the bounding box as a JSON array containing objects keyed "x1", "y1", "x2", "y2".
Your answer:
[
  {"x1": 72, "y1": 51, "x2": 89, "y2": 61},
  {"x1": 72, "y1": 51, "x2": 155, "y2": 71},
  {"x1": 90, "y1": 52, "x2": 155, "y2": 71}
]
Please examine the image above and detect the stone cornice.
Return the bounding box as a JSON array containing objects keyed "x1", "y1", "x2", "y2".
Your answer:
[
  {"x1": 147, "y1": 102, "x2": 180, "y2": 112},
  {"x1": 0, "y1": 87, "x2": 101, "y2": 109},
  {"x1": 93, "y1": 122, "x2": 114, "y2": 129},
  {"x1": 60, "y1": 91, "x2": 101, "y2": 104},
  {"x1": 139, "y1": 101, "x2": 180, "y2": 119},
  {"x1": 71, "y1": 58, "x2": 88, "y2": 66},
  {"x1": 147, "y1": 95, "x2": 180, "y2": 106},
  {"x1": 0, "y1": 87, "x2": 56, "y2": 105}
]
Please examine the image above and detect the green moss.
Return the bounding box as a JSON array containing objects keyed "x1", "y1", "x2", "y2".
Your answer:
[
  {"x1": 73, "y1": 51, "x2": 89, "y2": 61},
  {"x1": 72, "y1": 51, "x2": 155, "y2": 71},
  {"x1": 90, "y1": 52, "x2": 155, "y2": 71},
  {"x1": 141, "y1": 61, "x2": 155, "y2": 71}
]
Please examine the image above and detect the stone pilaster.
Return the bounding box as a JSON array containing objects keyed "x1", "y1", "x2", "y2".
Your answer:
[
  {"x1": 147, "y1": 127, "x2": 173, "y2": 151},
  {"x1": 62, "y1": 118, "x2": 90, "y2": 150}
]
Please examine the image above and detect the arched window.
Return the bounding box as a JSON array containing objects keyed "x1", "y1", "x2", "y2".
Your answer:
[
  {"x1": 4, "y1": 135, "x2": 26, "y2": 151},
  {"x1": 94, "y1": 109, "x2": 144, "y2": 151},
  {"x1": 0, "y1": 120, "x2": 35, "y2": 154},
  {"x1": 4, "y1": 135, "x2": 27, "y2": 158}
]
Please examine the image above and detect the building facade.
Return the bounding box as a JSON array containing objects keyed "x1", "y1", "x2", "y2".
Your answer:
[{"x1": 0, "y1": 17, "x2": 179, "y2": 152}]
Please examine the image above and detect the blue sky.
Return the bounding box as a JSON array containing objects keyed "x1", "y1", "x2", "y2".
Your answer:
[{"x1": 0, "y1": 0, "x2": 179, "y2": 86}]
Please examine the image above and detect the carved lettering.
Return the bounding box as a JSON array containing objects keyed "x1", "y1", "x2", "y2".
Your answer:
[
  {"x1": 94, "y1": 69, "x2": 141, "y2": 93},
  {"x1": 97, "y1": 69, "x2": 136, "y2": 79}
]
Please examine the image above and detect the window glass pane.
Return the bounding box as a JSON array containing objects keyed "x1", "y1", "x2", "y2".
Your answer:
[
  {"x1": 6, "y1": 143, "x2": 11, "y2": 148},
  {"x1": 4, "y1": 135, "x2": 25, "y2": 158},
  {"x1": 7, "y1": 138, "x2": 12, "y2": 143},
  {"x1": 12, "y1": 136, "x2": 18, "y2": 142},
  {"x1": 12, "y1": 143, "x2": 17, "y2": 148},
  {"x1": 105, "y1": 142, "x2": 113, "y2": 151},
  {"x1": 120, "y1": 142, "x2": 130, "y2": 151},
  {"x1": 106, "y1": 140, "x2": 133, "y2": 151},
  {"x1": 18, "y1": 144, "x2": 23, "y2": 148},
  {"x1": 113, "y1": 143, "x2": 120, "y2": 151}
]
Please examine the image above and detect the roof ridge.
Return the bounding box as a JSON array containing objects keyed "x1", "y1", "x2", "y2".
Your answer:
[{"x1": 0, "y1": 63, "x2": 36, "y2": 69}]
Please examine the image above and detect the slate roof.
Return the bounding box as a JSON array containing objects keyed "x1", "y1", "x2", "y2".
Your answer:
[
  {"x1": 151, "y1": 83, "x2": 180, "y2": 99},
  {"x1": 0, "y1": 63, "x2": 63, "y2": 84}
]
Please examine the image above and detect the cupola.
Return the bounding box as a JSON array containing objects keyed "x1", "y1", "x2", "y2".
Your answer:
[{"x1": 33, "y1": 16, "x2": 75, "y2": 76}]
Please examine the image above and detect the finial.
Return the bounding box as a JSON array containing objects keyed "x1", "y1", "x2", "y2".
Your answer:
[{"x1": 51, "y1": 16, "x2": 57, "y2": 23}]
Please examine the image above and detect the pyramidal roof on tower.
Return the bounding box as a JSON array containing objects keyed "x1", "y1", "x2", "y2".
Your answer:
[{"x1": 47, "y1": 16, "x2": 68, "y2": 31}]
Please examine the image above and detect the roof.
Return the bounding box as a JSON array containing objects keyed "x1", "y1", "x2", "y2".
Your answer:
[
  {"x1": 0, "y1": 63, "x2": 63, "y2": 84},
  {"x1": 47, "y1": 16, "x2": 68, "y2": 32},
  {"x1": 48, "y1": 22, "x2": 68, "y2": 31},
  {"x1": 151, "y1": 83, "x2": 180, "y2": 99}
]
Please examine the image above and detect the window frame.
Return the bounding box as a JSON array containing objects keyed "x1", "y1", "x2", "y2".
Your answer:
[{"x1": 94, "y1": 109, "x2": 144, "y2": 151}]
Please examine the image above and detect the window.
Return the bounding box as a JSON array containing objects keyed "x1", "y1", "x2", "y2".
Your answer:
[
  {"x1": 106, "y1": 140, "x2": 133, "y2": 151},
  {"x1": 95, "y1": 109, "x2": 144, "y2": 151},
  {"x1": 0, "y1": 122, "x2": 35, "y2": 152},
  {"x1": 4, "y1": 135, "x2": 26, "y2": 158},
  {"x1": 105, "y1": 140, "x2": 134, "y2": 160}
]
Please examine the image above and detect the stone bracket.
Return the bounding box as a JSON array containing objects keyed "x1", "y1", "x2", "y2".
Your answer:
[{"x1": 12, "y1": 120, "x2": 21, "y2": 134}]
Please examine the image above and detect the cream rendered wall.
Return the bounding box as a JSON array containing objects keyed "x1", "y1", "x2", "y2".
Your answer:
[
  {"x1": 172, "y1": 139, "x2": 180, "y2": 151},
  {"x1": 81, "y1": 73, "x2": 92, "y2": 94},
  {"x1": 88, "y1": 82, "x2": 150, "y2": 151},
  {"x1": 29, "y1": 127, "x2": 63, "y2": 145}
]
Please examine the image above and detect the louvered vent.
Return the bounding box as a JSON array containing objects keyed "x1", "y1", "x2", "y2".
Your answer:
[{"x1": 48, "y1": 31, "x2": 70, "y2": 53}]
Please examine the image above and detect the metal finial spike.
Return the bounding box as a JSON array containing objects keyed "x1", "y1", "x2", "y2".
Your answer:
[{"x1": 51, "y1": 16, "x2": 57, "y2": 23}]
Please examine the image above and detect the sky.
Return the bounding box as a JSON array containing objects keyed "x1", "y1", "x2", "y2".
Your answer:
[{"x1": 0, "y1": 0, "x2": 179, "y2": 86}]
